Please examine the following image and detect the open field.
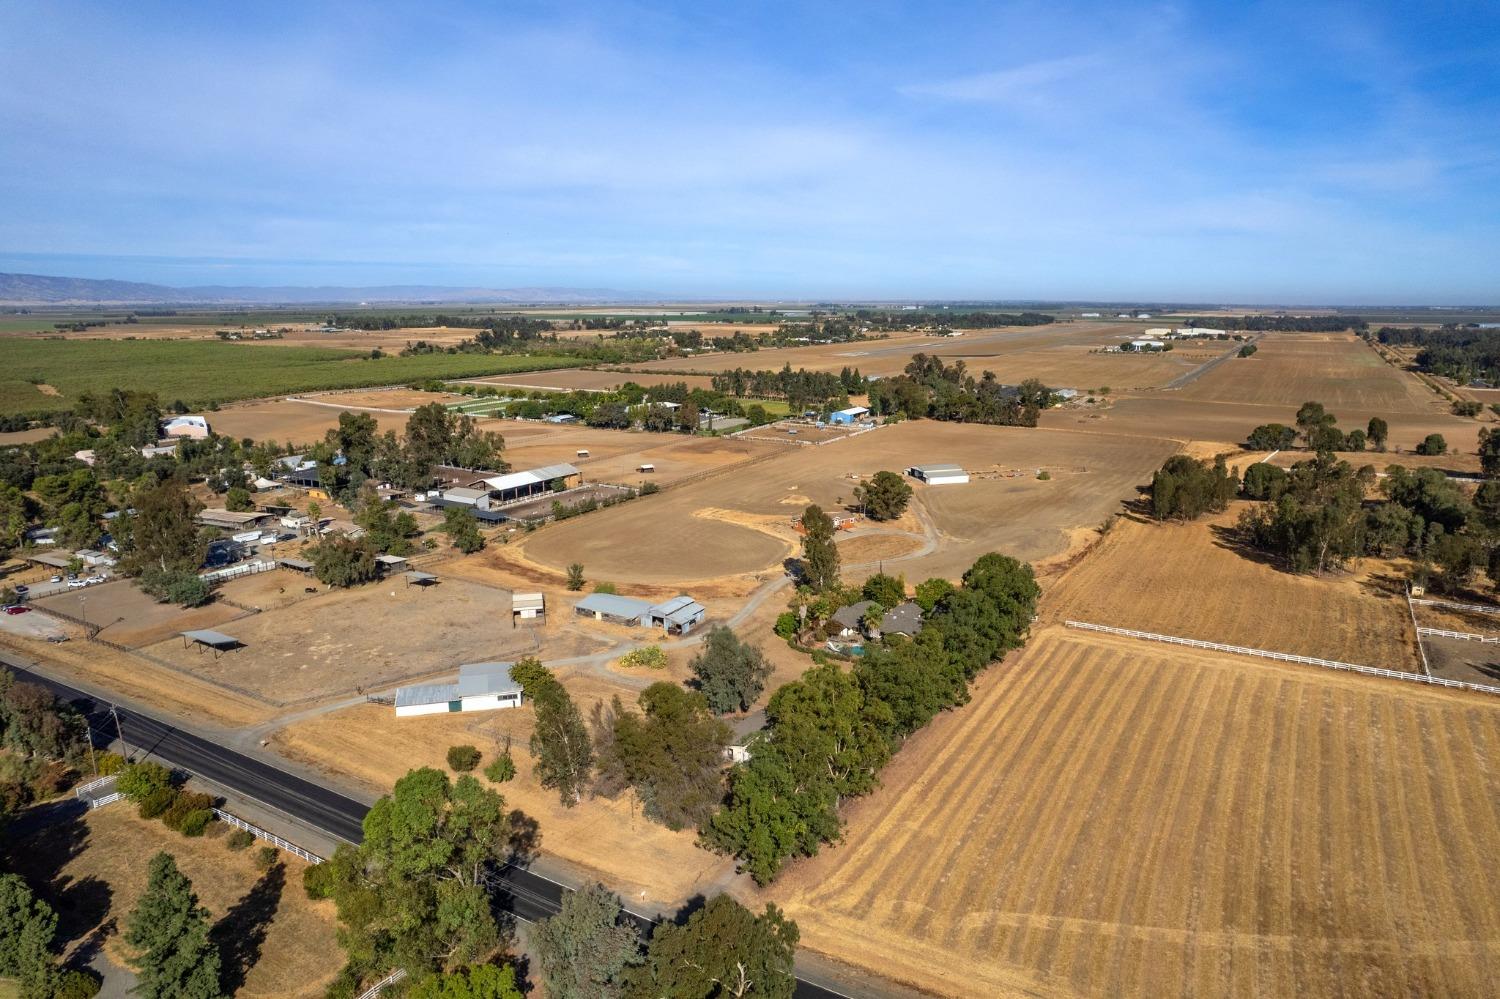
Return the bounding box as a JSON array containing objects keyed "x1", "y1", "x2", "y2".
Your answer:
[
  {"x1": 518, "y1": 421, "x2": 1176, "y2": 584},
  {"x1": 770, "y1": 627, "x2": 1500, "y2": 999},
  {"x1": 3, "y1": 803, "x2": 338, "y2": 999},
  {"x1": 1043, "y1": 507, "x2": 1420, "y2": 671},
  {"x1": 501, "y1": 423, "x2": 778, "y2": 487},
  {"x1": 209, "y1": 397, "x2": 413, "y2": 444},
  {"x1": 0, "y1": 426, "x2": 58, "y2": 445},
  {"x1": 0, "y1": 338, "x2": 584, "y2": 415},
  {"x1": 271, "y1": 694, "x2": 734, "y2": 908},
  {"x1": 1178, "y1": 334, "x2": 1449, "y2": 412},
  {"x1": 462, "y1": 369, "x2": 719, "y2": 392},
  {"x1": 138, "y1": 570, "x2": 607, "y2": 705}
]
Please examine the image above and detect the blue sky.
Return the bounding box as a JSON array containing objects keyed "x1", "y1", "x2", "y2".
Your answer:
[{"x1": 1, "y1": 1, "x2": 1497, "y2": 302}]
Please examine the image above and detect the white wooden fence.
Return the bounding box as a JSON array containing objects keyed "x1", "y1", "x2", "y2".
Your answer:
[
  {"x1": 1412, "y1": 597, "x2": 1500, "y2": 616},
  {"x1": 200, "y1": 559, "x2": 276, "y2": 586},
  {"x1": 1063, "y1": 620, "x2": 1500, "y2": 697},
  {"x1": 212, "y1": 808, "x2": 324, "y2": 864},
  {"x1": 355, "y1": 968, "x2": 407, "y2": 999},
  {"x1": 1417, "y1": 627, "x2": 1500, "y2": 644},
  {"x1": 74, "y1": 774, "x2": 122, "y2": 809}
]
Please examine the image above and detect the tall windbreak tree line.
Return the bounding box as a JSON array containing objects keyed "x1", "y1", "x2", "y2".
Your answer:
[{"x1": 866, "y1": 355, "x2": 1053, "y2": 426}]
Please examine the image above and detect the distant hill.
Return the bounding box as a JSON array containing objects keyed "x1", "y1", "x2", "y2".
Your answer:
[{"x1": 0, "y1": 271, "x2": 660, "y2": 306}]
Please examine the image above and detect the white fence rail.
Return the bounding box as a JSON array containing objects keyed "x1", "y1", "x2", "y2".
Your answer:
[
  {"x1": 1063, "y1": 620, "x2": 1500, "y2": 697},
  {"x1": 1418, "y1": 627, "x2": 1500, "y2": 644},
  {"x1": 212, "y1": 808, "x2": 325, "y2": 864},
  {"x1": 355, "y1": 968, "x2": 407, "y2": 999},
  {"x1": 1411, "y1": 598, "x2": 1500, "y2": 617},
  {"x1": 74, "y1": 774, "x2": 116, "y2": 795},
  {"x1": 86, "y1": 792, "x2": 122, "y2": 809},
  {"x1": 200, "y1": 559, "x2": 276, "y2": 586},
  {"x1": 74, "y1": 774, "x2": 122, "y2": 809}
]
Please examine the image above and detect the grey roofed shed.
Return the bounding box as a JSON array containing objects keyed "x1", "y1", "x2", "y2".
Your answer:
[
  {"x1": 405, "y1": 570, "x2": 439, "y2": 587},
  {"x1": 181, "y1": 629, "x2": 242, "y2": 658},
  {"x1": 649, "y1": 595, "x2": 706, "y2": 633},
  {"x1": 395, "y1": 682, "x2": 458, "y2": 708},
  {"x1": 574, "y1": 592, "x2": 653, "y2": 624},
  {"x1": 456, "y1": 662, "x2": 523, "y2": 698},
  {"x1": 278, "y1": 556, "x2": 314, "y2": 572}
]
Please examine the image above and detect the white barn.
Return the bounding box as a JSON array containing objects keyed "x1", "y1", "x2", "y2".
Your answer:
[
  {"x1": 907, "y1": 463, "x2": 969, "y2": 486},
  {"x1": 394, "y1": 662, "x2": 524, "y2": 717}
]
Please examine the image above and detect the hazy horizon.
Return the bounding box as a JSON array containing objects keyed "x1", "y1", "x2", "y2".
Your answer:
[{"x1": 3, "y1": 2, "x2": 1497, "y2": 303}]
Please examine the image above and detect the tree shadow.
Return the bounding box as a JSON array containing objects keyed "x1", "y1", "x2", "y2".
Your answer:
[
  {"x1": 667, "y1": 892, "x2": 708, "y2": 927},
  {"x1": 66, "y1": 914, "x2": 116, "y2": 973},
  {"x1": 506, "y1": 809, "x2": 541, "y2": 865},
  {"x1": 1206, "y1": 523, "x2": 1289, "y2": 570},
  {"x1": 50, "y1": 874, "x2": 113, "y2": 949},
  {"x1": 210, "y1": 861, "x2": 285, "y2": 994}
]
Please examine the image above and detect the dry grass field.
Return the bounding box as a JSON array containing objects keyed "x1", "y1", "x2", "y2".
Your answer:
[
  {"x1": 501, "y1": 423, "x2": 776, "y2": 486},
  {"x1": 1177, "y1": 334, "x2": 1441, "y2": 412},
  {"x1": 1043, "y1": 508, "x2": 1420, "y2": 671},
  {"x1": 519, "y1": 421, "x2": 1176, "y2": 584},
  {"x1": 271, "y1": 697, "x2": 734, "y2": 907},
  {"x1": 3, "y1": 804, "x2": 338, "y2": 999},
  {"x1": 770, "y1": 627, "x2": 1500, "y2": 999},
  {"x1": 1065, "y1": 510, "x2": 1415, "y2": 660},
  {"x1": 463, "y1": 369, "x2": 719, "y2": 392},
  {"x1": 209, "y1": 398, "x2": 411, "y2": 445}
]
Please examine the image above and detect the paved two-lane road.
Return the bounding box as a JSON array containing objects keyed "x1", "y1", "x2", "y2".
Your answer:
[{"x1": 2, "y1": 654, "x2": 853, "y2": 998}]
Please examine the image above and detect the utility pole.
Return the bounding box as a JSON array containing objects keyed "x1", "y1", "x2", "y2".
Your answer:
[{"x1": 109, "y1": 703, "x2": 129, "y2": 760}]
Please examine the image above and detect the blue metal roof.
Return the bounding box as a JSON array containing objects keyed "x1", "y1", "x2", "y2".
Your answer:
[{"x1": 574, "y1": 593, "x2": 654, "y2": 619}]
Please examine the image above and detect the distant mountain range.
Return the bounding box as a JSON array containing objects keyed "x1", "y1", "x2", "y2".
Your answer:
[{"x1": 0, "y1": 271, "x2": 661, "y2": 306}]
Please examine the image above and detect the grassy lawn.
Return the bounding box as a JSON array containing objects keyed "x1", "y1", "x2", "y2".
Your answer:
[
  {"x1": 0, "y1": 339, "x2": 586, "y2": 415},
  {"x1": 0, "y1": 978, "x2": 18, "y2": 999}
]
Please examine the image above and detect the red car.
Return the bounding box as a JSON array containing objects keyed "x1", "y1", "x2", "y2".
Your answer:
[{"x1": 4, "y1": 606, "x2": 30, "y2": 615}]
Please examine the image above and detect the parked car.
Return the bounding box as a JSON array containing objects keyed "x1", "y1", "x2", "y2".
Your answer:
[
  {"x1": 86, "y1": 575, "x2": 105, "y2": 584},
  {"x1": 13, "y1": 584, "x2": 27, "y2": 594},
  {"x1": 67, "y1": 580, "x2": 87, "y2": 589},
  {"x1": 50, "y1": 575, "x2": 63, "y2": 583},
  {"x1": 4, "y1": 606, "x2": 30, "y2": 615}
]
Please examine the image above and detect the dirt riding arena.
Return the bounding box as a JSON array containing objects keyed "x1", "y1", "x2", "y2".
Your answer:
[
  {"x1": 35, "y1": 580, "x2": 248, "y2": 648},
  {"x1": 463, "y1": 369, "x2": 719, "y2": 393},
  {"x1": 501, "y1": 423, "x2": 777, "y2": 487},
  {"x1": 770, "y1": 627, "x2": 1500, "y2": 999},
  {"x1": 1044, "y1": 508, "x2": 1420, "y2": 672},
  {"x1": 517, "y1": 421, "x2": 1177, "y2": 584},
  {"x1": 209, "y1": 397, "x2": 411, "y2": 445}
]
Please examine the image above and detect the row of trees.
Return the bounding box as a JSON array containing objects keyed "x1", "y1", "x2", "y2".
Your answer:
[
  {"x1": 1183, "y1": 315, "x2": 1367, "y2": 332},
  {"x1": 708, "y1": 553, "x2": 1040, "y2": 882},
  {"x1": 865, "y1": 356, "x2": 1052, "y2": 427},
  {"x1": 1373, "y1": 325, "x2": 1500, "y2": 384},
  {"x1": 708, "y1": 366, "x2": 853, "y2": 412}
]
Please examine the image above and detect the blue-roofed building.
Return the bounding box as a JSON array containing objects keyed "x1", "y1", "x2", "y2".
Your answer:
[{"x1": 394, "y1": 662, "x2": 524, "y2": 717}]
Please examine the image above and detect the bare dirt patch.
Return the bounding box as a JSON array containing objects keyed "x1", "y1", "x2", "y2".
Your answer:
[
  {"x1": 34, "y1": 580, "x2": 247, "y2": 649},
  {"x1": 1044, "y1": 507, "x2": 1420, "y2": 671},
  {"x1": 769, "y1": 627, "x2": 1500, "y2": 998},
  {"x1": 209, "y1": 398, "x2": 410, "y2": 446}
]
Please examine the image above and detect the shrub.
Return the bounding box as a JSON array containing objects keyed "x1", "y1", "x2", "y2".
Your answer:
[
  {"x1": 446, "y1": 745, "x2": 482, "y2": 772},
  {"x1": 178, "y1": 809, "x2": 214, "y2": 837},
  {"x1": 137, "y1": 786, "x2": 178, "y2": 820},
  {"x1": 774, "y1": 611, "x2": 799, "y2": 639},
  {"x1": 117, "y1": 761, "x2": 173, "y2": 801},
  {"x1": 1417, "y1": 433, "x2": 1447, "y2": 456},
  {"x1": 1454, "y1": 400, "x2": 1483, "y2": 417},
  {"x1": 484, "y1": 753, "x2": 517, "y2": 784},
  {"x1": 94, "y1": 751, "x2": 127, "y2": 776},
  {"x1": 618, "y1": 646, "x2": 667, "y2": 669},
  {"x1": 255, "y1": 846, "x2": 280, "y2": 871},
  {"x1": 303, "y1": 860, "x2": 337, "y2": 900},
  {"x1": 52, "y1": 969, "x2": 102, "y2": 999},
  {"x1": 161, "y1": 791, "x2": 213, "y2": 831},
  {"x1": 592, "y1": 581, "x2": 618, "y2": 594},
  {"x1": 1036, "y1": 469, "x2": 1051, "y2": 480},
  {"x1": 226, "y1": 829, "x2": 256, "y2": 851}
]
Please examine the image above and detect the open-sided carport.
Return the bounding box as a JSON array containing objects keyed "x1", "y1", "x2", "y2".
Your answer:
[{"x1": 180, "y1": 628, "x2": 242, "y2": 659}]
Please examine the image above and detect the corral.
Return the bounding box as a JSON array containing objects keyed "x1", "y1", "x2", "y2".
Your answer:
[
  {"x1": 34, "y1": 579, "x2": 248, "y2": 648},
  {"x1": 1043, "y1": 508, "x2": 1420, "y2": 672},
  {"x1": 770, "y1": 627, "x2": 1500, "y2": 999}
]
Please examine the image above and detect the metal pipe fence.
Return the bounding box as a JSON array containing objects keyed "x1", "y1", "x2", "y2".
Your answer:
[{"x1": 1063, "y1": 620, "x2": 1500, "y2": 697}]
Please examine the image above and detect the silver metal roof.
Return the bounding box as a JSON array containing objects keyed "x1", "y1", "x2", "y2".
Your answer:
[
  {"x1": 456, "y1": 662, "x2": 523, "y2": 697},
  {"x1": 395, "y1": 682, "x2": 457, "y2": 707},
  {"x1": 910, "y1": 463, "x2": 965, "y2": 475},
  {"x1": 574, "y1": 593, "x2": 653, "y2": 619},
  {"x1": 181, "y1": 629, "x2": 239, "y2": 648}
]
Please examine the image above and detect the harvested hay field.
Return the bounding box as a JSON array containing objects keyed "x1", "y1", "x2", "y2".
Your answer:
[
  {"x1": 209, "y1": 398, "x2": 410, "y2": 445},
  {"x1": 292, "y1": 387, "x2": 470, "y2": 410},
  {"x1": 463, "y1": 369, "x2": 719, "y2": 392},
  {"x1": 1045, "y1": 395, "x2": 1484, "y2": 455},
  {"x1": 140, "y1": 574, "x2": 595, "y2": 705},
  {"x1": 1178, "y1": 334, "x2": 1446, "y2": 413},
  {"x1": 271, "y1": 694, "x2": 733, "y2": 908},
  {"x1": 519, "y1": 421, "x2": 1175, "y2": 583},
  {"x1": 3, "y1": 804, "x2": 337, "y2": 999},
  {"x1": 34, "y1": 580, "x2": 247, "y2": 649},
  {"x1": 1044, "y1": 508, "x2": 1419, "y2": 671},
  {"x1": 771, "y1": 627, "x2": 1500, "y2": 999}
]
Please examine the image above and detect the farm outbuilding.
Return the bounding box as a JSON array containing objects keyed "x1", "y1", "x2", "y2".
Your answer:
[
  {"x1": 161, "y1": 415, "x2": 212, "y2": 439},
  {"x1": 181, "y1": 629, "x2": 241, "y2": 658},
  {"x1": 907, "y1": 464, "x2": 969, "y2": 485},
  {"x1": 481, "y1": 463, "x2": 581, "y2": 503},
  {"x1": 394, "y1": 661, "x2": 524, "y2": 717},
  {"x1": 649, "y1": 595, "x2": 707, "y2": 635},
  {"x1": 829, "y1": 406, "x2": 870, "y2": 426},
  {"x1": 574, "y1": 593, "x2": 654, "y2": 626},
  {"x1": 512, "y1": 592, "x2": 545, "y2": 623},
  {"x1": 197, "y1": 509, "x2": 273, "y2": 530}
]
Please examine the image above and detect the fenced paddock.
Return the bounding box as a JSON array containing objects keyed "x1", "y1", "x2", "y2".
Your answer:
[
  {"x1": 1418, "y1": 627, "x2": 1500, "y2": 643},
  {"x1": 74, "y1": 774, "x2": 121, "y2": 809},
  {"x1": 1064, "y1": 620, "x2": 1500, "y2": 696}
]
